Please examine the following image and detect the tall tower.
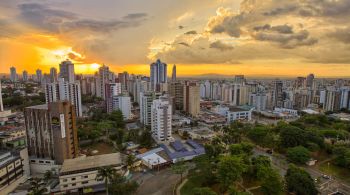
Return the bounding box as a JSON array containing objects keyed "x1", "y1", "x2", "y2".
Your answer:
[
  {"x1": 22, "y1": 71, "x2": 28, "y2": 82},
  {"x1": 36, "y1": 69, "x2": 43, "y2": 83},
  {"x1": 183, "y1": 82, "x2": 200, "y2": 117},
  {"x1": 150, "y1": 59, "x2": 167, "y2": 91},
  {"x1": 172, "y1": 64, "x2": 176, "y2": 82},
  {"x1": 10, "y1": 67, "x2": 17, "y2": 82},
  {"x1": 0, "y1": 81, "x2": 3, "y2": 112},
  {"x1": 151, "y1": 96, "x2": 173, "y2": 143},
  {"x1": 59, "y1": 60, "x2": 75, "y2": 83},
  {"x1": 50, "y1": 67, "x2": 58, "y2": 83}
]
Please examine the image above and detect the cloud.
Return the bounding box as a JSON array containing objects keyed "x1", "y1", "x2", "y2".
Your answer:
[
  {"x1": 178, "y1": 42, "x2": 190, "y2": 47},
  {"x1": 17, "y1": 3, "x2": 148, "y2": 34},
  {"x1": 184, "y1": 30, "x2": 197, "y2": 35},
  {"x1": 328, "y1": 27, "x2": 350, "y2": 44},
  {"x1": 210, "y1": 40, "x2": 234, "y2": 51}
]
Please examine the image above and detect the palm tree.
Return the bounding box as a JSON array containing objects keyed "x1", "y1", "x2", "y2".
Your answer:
[
  {"x1": 96, "y1": 166, "x2": 117, "y2": 195},
  {"x1": 28, "y1": 178, "x2": 47, "y2": 195},
  {"x1": 126, "y1": 154, "x2": 136, "y2": 171}
]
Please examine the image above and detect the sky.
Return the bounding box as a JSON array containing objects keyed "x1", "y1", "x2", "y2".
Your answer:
[{"x1": 0, "y1": 0, "x2": 350, "y2": 77}]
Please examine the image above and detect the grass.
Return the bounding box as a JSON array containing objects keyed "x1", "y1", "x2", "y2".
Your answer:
[{"x1": 318, "y1": 160, "x2": 350, "y2": 183}]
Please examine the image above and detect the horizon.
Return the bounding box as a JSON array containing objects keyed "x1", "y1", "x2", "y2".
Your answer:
[{"x1": 1, "y1": 0, "x2": 350, "y2": 77}]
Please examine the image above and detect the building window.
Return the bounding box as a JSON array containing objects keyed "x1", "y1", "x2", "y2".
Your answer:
[
  {"x1": 72, "y1": 183, "x2": 76, "y2": 186},
  {"x1": 63, "y1": 185, "x2": 68, "y2": 188},
  {"x1": 63, "y1": 179, "x2": 67, "y2": 182},
  {"x1": 82, "y1": 181, "x2": 88, "y2": 184},
  {"x1": 71, "y1": 178, "x2": 76, "y2": 181}
]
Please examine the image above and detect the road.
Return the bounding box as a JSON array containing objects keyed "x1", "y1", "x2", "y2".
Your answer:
[
  {"x1": 133, "y1": 168, "x2": 180, "y2": 195},
  {"x1": 253, "y1": 148, "x2": 350, "y2": 195}
]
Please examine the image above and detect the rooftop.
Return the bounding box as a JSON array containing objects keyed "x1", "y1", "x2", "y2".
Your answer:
[
  {"x1": 61, "y1": 153, "x2": 123, "y2": 174},
  {"x1": 25, "y1": 104, "x2": 48, "y2": 110}
]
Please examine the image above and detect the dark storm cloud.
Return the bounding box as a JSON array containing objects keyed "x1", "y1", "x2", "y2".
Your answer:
[
  {"x1": 184, "y1": 30, "x2": 197, "y2": 35},
  {"x1": 254, "y1": 29, "x2": 318, "y2": 49},
  {"x1": 263, "y1": 5, "x2": 297, "y2": 16},
  {"x1": 178, "y1": 42, "x2": 190, "y2": 47},
  {"x1": 123, "y1": 13, "x2": 148, "y2": 20},
  {"x1": 254, "y1": 24, "x2": 293, "y2": 34},
  {"x1": 209, "y1": 40, "x2": 234, "y2": 51},
  {"x1": 17, "y1": 3, "x2": 148, "y2": 33}
]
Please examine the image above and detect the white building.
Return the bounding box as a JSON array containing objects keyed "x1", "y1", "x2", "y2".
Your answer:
[
  {"x1": 226, "y1": 106, "x2": 253, "y2": 123},
  {"x1": 10, "y1": 67, "x2": 17, "y2": 82},
  {"x1": 151, "y1": 96, "x2": 173, "y2": 143},
  {"x1": 95, "y1": 65, "x2": 114, "y2": 99},
  {"x1": 59, "y1": 60, "x2": 75, "y2": 83},
  {"x1": 109, "y1": 95, "x2": 131, "y2": 120},
  {"x1": 340, "y1": 87, "x2": 350, "y2": 110},
  {"x1": 45, "y1": 78, "x2": 83, "y2": 117},
  {"x1": 140, "y1": 92, "x2": 161, "y2": 126},
  {"x1": 249, "y1": 93, "x2": 267, "y2": 111}
]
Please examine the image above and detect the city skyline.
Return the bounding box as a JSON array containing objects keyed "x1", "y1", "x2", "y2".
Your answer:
[{"x1": 1, "y1": 0, "x2": 350, "y2": 77}]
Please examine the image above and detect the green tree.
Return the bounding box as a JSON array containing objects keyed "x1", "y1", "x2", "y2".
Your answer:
[
  {"x1": 28, "y1": 178, "x2": 47, "y2": 195},
  {"x1": 333, "y1": 146, "x2": 350, "y2": 168},
  {"x1": 217, "y1": 156, "x2": 247, "y2": 190},
  {"x1": 96, "y1": 166, "x2": 117, "y2": 195},
  {"x1": 126, "y1": 154, "x2": 136, "y2": 171},
  {"x1": 44, "y1": 170, "x2": 54, "y2": 181},
  {"x1": 280, "y1": 125, "x2": 307, "y2": 148},
  {"x1": 285, "y1": 164, "x2": 318, "y2": 195},
  {"x1": 171, "y1": 159, "x2": 188, "y2": 182},
  {"x1": 229, "y1": 142, "x2": 254, "y2": 156},
  {"x1": 287, "y1": 146, "x2": 311, "y2": 164},
  {"x1": 108, "y1": 173, "x2": 139, "y2": 195}
]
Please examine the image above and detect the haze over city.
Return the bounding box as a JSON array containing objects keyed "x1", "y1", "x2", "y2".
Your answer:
[{"x1": 1, "y1": 0, "x2": 350, "y2": 77}]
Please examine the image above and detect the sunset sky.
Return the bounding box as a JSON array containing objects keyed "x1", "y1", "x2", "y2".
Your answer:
[{"x1": 1, "y1": 0, "x2": 350, "y2": 77}]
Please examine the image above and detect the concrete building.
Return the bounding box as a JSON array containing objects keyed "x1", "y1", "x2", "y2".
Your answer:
[
  {"x1": 10, "y1": 67, "x2": 17, "y2": 82},
  {"x1": 249, "y1": 93, "x2": 267, "y2": 111},
  {"x1": 59, "y1": 60, "x2": 75, "y2": 83},
  {"x1": 22, "y1": 71, "x2": 28, "y2": 82},
  {"x1": 273, "y1": 80, "x2": 284, "y2": 108},
  {"x1": 36, "y1": 69, "x2": 43, "y2": 84},
  {"x1": 226, "y1": 106, "x2": 253, "y2": 123},
  {"x1": 45, "y1": 79, "x2": 82, "y2": 117},
  {"x1": 234, "y1": 75, "x2": 245, "y2": 84},
  {"x1": 50, "y1": 67, "x2": 58, "y2": 83},
  {"x1": 151, "y1": 96, "x2": 173, "y2": 143},
  {"x1": 150, "y1": 59, "x2": 167, "y2": 91},
  {"x1": 340, "y1": 87, "x2": 350, "y2": 110},
  {"x1": 306, "y1": 73, "x2": 315, "y2": 88},
  {"x1": 59, "y1": 153, "x2": 124, "y2": 193},
  {"x1": 169, "y1": 82, "x2": 184, "y2": 111},
  {"x1": 24, "y1": 101, "x2": 79, "y2": 173},
  {"x1": 118, "y1": 72, "x2": 129, "y2": 91},
  {"x1": 171, "y1": 64, "x2": 176, "y2": 82},
  {"x1": 183, "y1": 83, "x2": 200, "y2": 117},
  {"x1": 108, "y1": 95, "x2": 131, "y2": 120},
  {"x1": 323, "y1": 89, "x2": 341, "y2": 112},
  {"x1": 0, "y1": 151, "x2": 26, "y2": 194},
  {"x1": 140, "y1": 92, "x2": 161, "y2": 126},
  {"x1": 95, "y1": 65, "x2": 113, "y2": 99}
]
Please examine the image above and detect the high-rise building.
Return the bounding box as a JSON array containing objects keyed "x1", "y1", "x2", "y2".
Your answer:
[
  {"x1": 151, "y1": 96, "x2": 173, "y2": 143},
  {"x1": 22, "y1": 70, "x2": 28, "y2": 82},
  {"x1": 323, "y1": 89, "x2": 341, "y2": 111},
  {"x1": 169, "y1": 82, "x2": 184, "y2": 110},
  {"x1": 340, "y1": 87, "x2": 350, "y2": 110},
  {"x1": 306, "y1": 74, "x2": 315, "y2": 88},
  {"x1": 118, "y1": 72, "x2": 129, "y2": 91},
  {"x1": 234, "y1": 75, "x2": 245, "y2": 84},
  {"x1": 95, "y1": 65, "x2": 113, "y2": 99},
  {"x1": 150, "y1": 59, "x2": 167, "y2": 91},
  {"x1": 36, "y1": 69, "x2": 43, "y2": 84},
  {"x1": 183, "y1": 82, "x2": 200, "y2": 117},
  {"x1": 24, "y1": 101, "x2": 79, "y2": 165},
  {"x1": 108, "y1": 95, "x2": 131, "y2": 120},
  {"x1": 249, "y1": 93, "x2": 267, "y2": 111},
  {"x1": 172, "y1": 64, "x2": 176, "y2": 82},
  {"x1": 273, "y1": 80, "x2": 284, "y2": 108},
  {"x1": 59, "y1": 60, "x2": 75, "y2": 83},
  {"x1": 10, "y1": 67, "x2": 17, "y2": 82},
  {"x1": 50, "y1": 67, "x2": 58, "y2": 83},
  {"x1": 140, "y1": 92, "x2": 161, "y2": 126},
  {"x1": 295, "y1": 77, "x2": 306, "y2": 88},
  {"x1": 105, "y1": 83, "x2": 122, "y2": 113},
  {"x1": 0, "y1": 81, "x2": 3, "y2": 112},
  {"x1": 45, "y1": 78, "x2": 82, "y2": 117}
]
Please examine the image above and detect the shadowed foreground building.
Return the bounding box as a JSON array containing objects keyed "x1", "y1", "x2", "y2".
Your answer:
[{"x1": 24, "y1": 101, "x2": 79, "y2": 174}]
